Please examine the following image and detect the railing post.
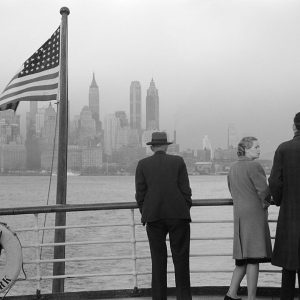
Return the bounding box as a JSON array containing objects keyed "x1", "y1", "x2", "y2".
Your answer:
[
  {"x1": 130, "y1": 209, "x2": 138, "y2": 290},
  {"x1": 34, "y1": 214, "x2": 41, "y2": 295}
]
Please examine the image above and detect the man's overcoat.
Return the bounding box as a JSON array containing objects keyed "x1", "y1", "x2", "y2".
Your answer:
[
  {"x1": 269, "y1": 132, "x2": 300, "y2": 270},
  {"x1": 135, "y1": 151, "x2": 192, "y2": 224}
]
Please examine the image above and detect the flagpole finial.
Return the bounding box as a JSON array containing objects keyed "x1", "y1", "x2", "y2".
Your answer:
[{"x1": 60, "y1": 7, "x2": 70, "y2": 15}]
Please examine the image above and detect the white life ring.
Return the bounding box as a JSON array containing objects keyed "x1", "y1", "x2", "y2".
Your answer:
[{"x1": 0, "y1": 223, "x2": 23, "y2": 293}]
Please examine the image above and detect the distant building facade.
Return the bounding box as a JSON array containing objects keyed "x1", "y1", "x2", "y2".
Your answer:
[
  {"x1": 104, "y1": 114, "x2": 120, "y2": 155},
  {"x1": 115, "y1": 111, "x2": 129, "y2": 128},
  {"x1": 82, "y1": 146, "x2": 103, "y2": 169},
  {"x1": 89, "y1": 73, "x2": 101, "y2": 132},
  {"x1": 0, "y1": 144, "x2": 26, "y2": 172},
  {"x1": 43, "y1": 103, "x2": 57, "y2": 145},
  {"x1": 0, "y1": 110, "x2": 21, "y2": 144},
  {"x1": 130, "y1": 81, "x2": 142, "y2": 130},
  {"x1": 146, "y1": 78, "x2": 159, "y2": 130},
  {"x1": 79, "y1": 106, "x2": 96, "y2": 145}
]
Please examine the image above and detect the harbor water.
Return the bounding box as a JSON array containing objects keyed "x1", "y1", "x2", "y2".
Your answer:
[{"x1": 0, "y1": 175, "x2": 281, "y2": 295}]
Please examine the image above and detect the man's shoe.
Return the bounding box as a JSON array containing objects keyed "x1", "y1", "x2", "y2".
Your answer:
[{"x1": 224, "y1": 295, "x2": 242, "y2": 300}]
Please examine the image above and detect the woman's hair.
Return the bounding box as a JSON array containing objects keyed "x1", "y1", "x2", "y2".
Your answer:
[{"x1": 237, "y1": 136, "x2": 258, "y2": 157}]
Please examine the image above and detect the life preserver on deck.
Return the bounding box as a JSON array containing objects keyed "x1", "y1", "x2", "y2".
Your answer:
[{"x1": 0, "y1": 223, "x2": 23, "y2": 293}]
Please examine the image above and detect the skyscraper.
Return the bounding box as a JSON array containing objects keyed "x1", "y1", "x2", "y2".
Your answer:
[
  {"x1": 44, "y1": 103, "x2": 56, "y2": 140},
  {"x1": 146, "y1": 78, "x2": 159, "y2": 130},
  {"x1": 89, "y1": 73, "x2": 100, "y2": 131},
  {"x1": 130, "y1": 81, "x2": 141, "y2": 130},
  {"x1": 115, "y1": 111, "x2": 129, "y2": 128},
  {"x1": 104, "y1": 114, "x2": 120, "y2": 155}
]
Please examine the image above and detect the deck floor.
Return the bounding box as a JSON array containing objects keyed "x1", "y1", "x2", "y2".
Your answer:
[{"x1": 100, "y1": 297, "x2": 281, "y2": 300}]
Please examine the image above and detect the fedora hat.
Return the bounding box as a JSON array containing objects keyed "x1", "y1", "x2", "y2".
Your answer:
[{"x1": 146, "y1": 132, "x2": 173, "y2": 145}]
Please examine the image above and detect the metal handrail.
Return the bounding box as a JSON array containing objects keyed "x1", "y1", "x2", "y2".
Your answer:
[
  {"x1": 0, "y1": 198, "x2": 233, "y2": 215},
  {"x1": 0, "y1": 199, "x2": 280, "y2": 296}
]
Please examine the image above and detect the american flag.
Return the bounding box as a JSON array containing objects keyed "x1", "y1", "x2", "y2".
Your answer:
[{"x1": 0, "y1": 26, "x2": 60, "y2": 111}]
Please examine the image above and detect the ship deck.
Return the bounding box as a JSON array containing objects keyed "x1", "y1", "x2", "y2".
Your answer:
[{"x1": 99, "y1": 297, "x2": 279, "y2": 300}]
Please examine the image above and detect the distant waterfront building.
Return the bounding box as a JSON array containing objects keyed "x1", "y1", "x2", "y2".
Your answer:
[
  {"x1": 196, "y1": 149, "x2": 211, "y2": 162},
  {"x1": 82, "y1": 146, "x2": 103, "y2": 169},
  {"x1": 89, "y1": 73, "x2": 101, "y2": 132},
  {"x1": 202, "y1": 135, "x2": 213, "y2": 160},
  {"x1": 67, "y1": 145, "x2": 82, "y2": 171},
  {"x1": 116, "y1": 127, "x2": 131, "y2": 149},
  {"x1": 41, "y1": 145, "x2": 103, "y2": 172},
  {"x1": 130, "y1": 81, "x2": 142, "y2": 130},
  {"x1": 30, "y1": 102, "x2": 38, "y2": 123},
  {"x1": 214, "y1": 147, "x2": 237, "y2": 161},
  {"x1": 43, "y1": 103, "x2": 57, "y2": 145},
  {"x1": 115, "y1": 111, "x2": 129, "y2": 128},
  {"x1": 142, "y1": 130, "x2": 155, "y2": 155},
  {"x1": 167, "y1": 130, "x2": 180, "y2": 154},
  {"x1": 0, "y1": 144, "x2": 26, "y2": 172},
  {"x1": 78, "y1": 106, "x2": 96, "y2": 146},
  {"x1": 80, "y1": 106, "x2": 96, "y2": 131},
  {"x1": 146, "y1": 78, "x2": 159, "y2": 130},
  {"x1": 28, "y1": 102, "x2": 38, "y2": 133},
  {"x1": 36, "y1": 107, "x2": 46, "y2": 135},
  {"x1": 104, "y1": 114, "x2": 120, "y2": 155},
  {"x1": 30, "y1": 101, "x2": 38, "y2": 117},
  {"x1": 127, "y1": 129, "x2": 140, "y2": 147},
  {"x1": 0, "y1": 110, "x2": 21, "y2": 144}
]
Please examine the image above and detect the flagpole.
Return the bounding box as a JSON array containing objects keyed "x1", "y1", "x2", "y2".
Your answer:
[{"x1": 52, "y1": 6, "x2": 70, "y2": 294}]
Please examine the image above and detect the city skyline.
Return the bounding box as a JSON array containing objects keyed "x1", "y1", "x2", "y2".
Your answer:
[{"x1": 0, "y1": 0, "x2": 300, "y2": 154}]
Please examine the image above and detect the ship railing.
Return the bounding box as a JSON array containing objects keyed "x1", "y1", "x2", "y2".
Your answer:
[{"x1": 0, "y1": 199, "x2": 280, "y2": 297}]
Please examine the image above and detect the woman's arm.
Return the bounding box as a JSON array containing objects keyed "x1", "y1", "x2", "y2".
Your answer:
[
  {"x1": 268, "y1": 148, "x2": 283, "y2": 206},
  {"x1": 248, "y1": 161, "x2": 271, "y2": 208}
]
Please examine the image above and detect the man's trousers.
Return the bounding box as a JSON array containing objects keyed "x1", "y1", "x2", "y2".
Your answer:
[
  {"x1": 280, "y1": 268, "x2": 300, "y2": 300},
  {"x1": 146, "y1": 219, "x2": 192, "y2": 300}
]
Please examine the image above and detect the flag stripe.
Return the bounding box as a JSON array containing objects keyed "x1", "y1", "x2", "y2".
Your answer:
[
  {"x1": 0, "y1": 83, "x2": 59, "y2": 101},
  {"x1": 3, "y1": 70, "x2": 59, "y2": 92},
  {"x1": 5, "y1": 94, "x2": 58, "y2": 102},
  {"x1": 0, "y1": 94, "x2": 58, "y2": 112},
  {"x1": 1, "y1": 90, "x2": 57, "y2": 105},
  {"x1": 4, "y1": 65, "x2": 60, "y2": 88},
  {"x1": 1, "y1": 77, "x2": 59, "y2": 98}
]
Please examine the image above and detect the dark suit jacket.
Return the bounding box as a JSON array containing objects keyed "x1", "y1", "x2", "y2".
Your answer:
[
  {"x1": 269, "y1": 131, "x2": 300, "y2": 269},
  {"x1": 135, "y1": 151, "x2": 192, "y2": 224}
]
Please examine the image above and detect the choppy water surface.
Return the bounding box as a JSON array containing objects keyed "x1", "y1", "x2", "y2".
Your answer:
[{"x1": 0, "y1": 175, "x2": 280, "y2": 295}]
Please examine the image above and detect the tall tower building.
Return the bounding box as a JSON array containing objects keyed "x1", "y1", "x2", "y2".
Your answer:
[
  {"x1": 89, "y1": 73, "x2": 100, "y2": 131},
  {"x1": 44, "y1": 103, "x2": 57, "y2": 145},
  {"x1": 104, "y1": 114, "x2": 120, "y2": 155},
  {"x1": 115, "y1": 111, "x2": 129, "y2": 128},
  {"x1": 30, "y1": 102, "x2": 38, "y2": 117},
  {"x1": 146, "y1": 78, "x2": 159, "y2": 130},
  {"x1": 130, "y1": 81, "x2": 141, "y2": 130}
]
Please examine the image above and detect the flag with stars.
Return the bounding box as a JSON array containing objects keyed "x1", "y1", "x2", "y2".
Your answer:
[{"x1": 0, "y1": 26, "x2": 60, "y2": 111}]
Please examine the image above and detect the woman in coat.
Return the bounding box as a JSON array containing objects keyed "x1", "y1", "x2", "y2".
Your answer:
[{"x1": 225, "y1": 137, "x2": 272, "y2": 300}]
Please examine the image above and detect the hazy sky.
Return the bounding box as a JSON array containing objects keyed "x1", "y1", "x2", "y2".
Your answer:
[{"x1": 0, "y1": 0, "x2": 299, "y2": 154}]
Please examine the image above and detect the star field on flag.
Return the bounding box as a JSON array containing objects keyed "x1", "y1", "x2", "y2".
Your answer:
[{"x1": 0, "y1": 26, "x2": 60, "y2": 111}]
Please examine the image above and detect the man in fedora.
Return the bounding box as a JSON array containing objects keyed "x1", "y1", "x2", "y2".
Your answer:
[
  {"x1": 269, "y1": 112, "x2": 300, "y2": 299},
  {"x1": 135, "y1": 131, "x2": 192, "y2": 300}
]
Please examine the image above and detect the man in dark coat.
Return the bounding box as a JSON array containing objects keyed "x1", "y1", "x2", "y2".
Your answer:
[
  {"x1": 135, "y1": 131, "x2": 192, "y2": 300},
  {"x1": 269, "y1": 112, "x2": 300, "y2": 300}
]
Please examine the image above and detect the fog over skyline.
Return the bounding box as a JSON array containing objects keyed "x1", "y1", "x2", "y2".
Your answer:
[{"x1": 0, "y1": 0, "x2": 299, "y2": 154}]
